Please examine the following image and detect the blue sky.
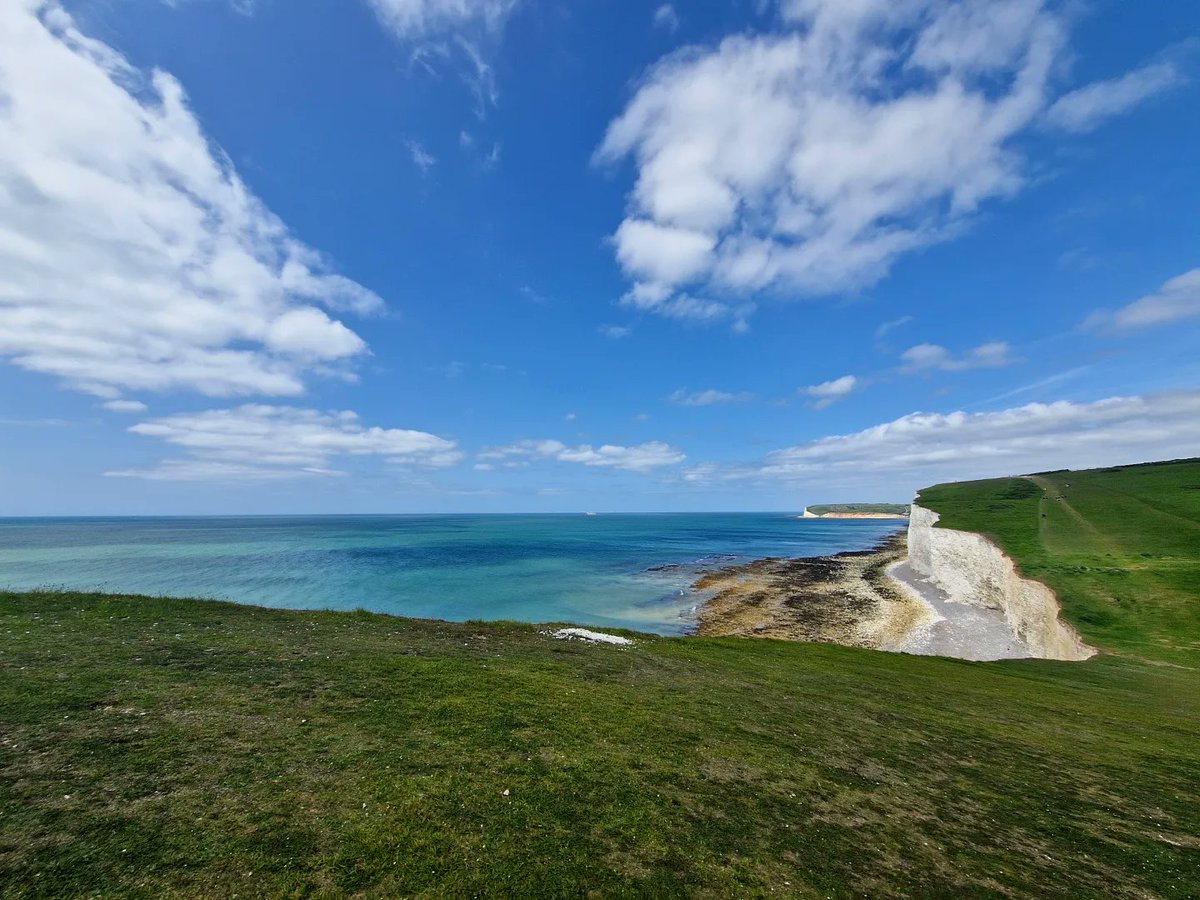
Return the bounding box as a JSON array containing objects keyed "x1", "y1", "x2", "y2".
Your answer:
[{"x1": 1, "y1": 0, "x2": 1198, "y2": 514}]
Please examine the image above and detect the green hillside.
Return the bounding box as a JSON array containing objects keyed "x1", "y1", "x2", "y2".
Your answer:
[
  {"x1": 918, "y1": 458, "x2": 1200, "y2": 664},
  {"x1": 2, "y1": 461, "x2": 1199, "y2": 896}
]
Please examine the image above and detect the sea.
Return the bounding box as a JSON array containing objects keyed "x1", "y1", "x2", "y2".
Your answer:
[{"x1": 0, "y1": 514, "x2": 904, "y2": 635}]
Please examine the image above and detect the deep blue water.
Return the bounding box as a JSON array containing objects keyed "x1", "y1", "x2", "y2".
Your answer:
[{"x1": 0, "y1": 514, "x2": 903, "y2": 635}]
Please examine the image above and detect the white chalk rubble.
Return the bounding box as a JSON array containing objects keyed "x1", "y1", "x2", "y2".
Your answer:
[{"x1": 548, "y1": 627, "x2": 632, "y2": 646}]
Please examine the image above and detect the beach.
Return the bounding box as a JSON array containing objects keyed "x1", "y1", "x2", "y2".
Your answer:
[
  {"x1": 692, "y1": 533, "x2": 1035, "y2": 659},
  {"x1": 692, "y1": 533, "x2": 931, "y2": 649}
]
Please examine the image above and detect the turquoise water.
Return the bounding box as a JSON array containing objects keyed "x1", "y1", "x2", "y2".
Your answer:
[{"x1": 0, "y1": 515, "x2": 903, "y2": 635}]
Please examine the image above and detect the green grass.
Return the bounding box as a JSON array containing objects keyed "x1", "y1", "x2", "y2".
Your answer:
[
  {"x1": 917, "y1": 458, "x2": 1200, "y2": 664},
  {"x1": 2, "y1": 460, "x2": 1199, "y2": 896},
  {"x1": 806, "y1": 503, "x2": 910, "y2": 515}
]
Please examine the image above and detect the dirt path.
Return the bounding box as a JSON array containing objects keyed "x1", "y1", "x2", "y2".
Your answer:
[{"x1": 1030, "y1": 475, "x2": 1124, "y2": 557}]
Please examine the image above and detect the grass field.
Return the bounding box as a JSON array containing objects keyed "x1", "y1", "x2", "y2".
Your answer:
[{"x1": 2, "y1": 461, "x2": 1199, "y2": 896}]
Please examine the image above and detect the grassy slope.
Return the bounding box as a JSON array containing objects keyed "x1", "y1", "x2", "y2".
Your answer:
[{"x1": 1, "y1": 461, "x2": 1198, "y2": 896}]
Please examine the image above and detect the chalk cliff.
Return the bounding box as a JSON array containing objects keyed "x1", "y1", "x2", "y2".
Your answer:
[{"x1": 906, "y1": 504, "x2": 1095, "y2": 661}]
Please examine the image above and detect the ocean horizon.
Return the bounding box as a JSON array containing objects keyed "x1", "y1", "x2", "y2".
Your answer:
[{"x1": 0, "y1": 514, "x2": 904, "y2": 635}]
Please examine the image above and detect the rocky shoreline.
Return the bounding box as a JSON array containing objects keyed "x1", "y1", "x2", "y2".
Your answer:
[{"x1": 690, "y1": 534, "x2": 936, "y2": 650}]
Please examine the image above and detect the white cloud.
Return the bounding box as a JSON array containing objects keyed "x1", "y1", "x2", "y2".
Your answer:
[
  {"x1": 803, "y1": 374, "x2": 857, "y2": 409},
  {"x1": 1085, "y1": 269, "x2": 1200, "y2": 333},
  {"x1": 101, "y1": 399, "x2": 149, "y2": 414},
  {"x1": 597, "y1": 0, "x2": 1177, "y2": 323},
  {"x1": 900, "y1": 341, "x2": 1017, "y2": 373},
  {"x1": 109, "y1": 405, "x2": 461, "y2": 480},
  {"x1": 407, "y1": 139, "x2": 437, "y2": 172},
  {"x1": 685, "y1": 390, "x2": 1200, "y2": 492},
  {"x1": 0, "y1": 3, "x2": 381, "y2": 400},
  {"x1": 614, "y1": 220, "x2": 715, "y2": 285},
  {"x1": 653, "y1": 4, "x2": 679, "y2": 33},
  {"x1": 669, "y1": 388, "x2": 753, "y2": 407},
  {"x1": 478, "y1": 438, "x2": 685, "y2": 473},
  {"x1": 1045, "y1": 60, "x2": 1183, "y2": 133}
]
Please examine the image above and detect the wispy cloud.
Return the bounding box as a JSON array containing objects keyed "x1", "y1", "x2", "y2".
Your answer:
[
  {"x1": 875, "y1": 316, "x2": 914, "y2": 340},
  {"x1": 1084, "y1": 269, "x2": 1200, "y2": 333},
  {"x1": 110, "y1": 405, "x2": 461, "y2": 481},
  {"x1": 1045, "y1": 59, "x2": 1184, "y2": 133},
  {"x1": 365, "y1": 0, "x2": 516, "y2": 40},
  {"x1": 0, "y1": 3, "x2": 379, "y2": 402},
  {"x1": 366, "y1": 0, "x2": 517, "y2": 117},
  {"x1": 101, "y1": 400, "x2": 149, "y2": 414},
  {"x1": 407, "y1": 139, "x2": 437, "y2": 173},
  {"x1": 620, "y1": 283, "x2": 754, "y2": 332},
  {"x1": 478, "y1": 439, "x2": 684, "y2": 473},
  {"x1": 684, "y1": 390, "x2": 1200, "y2": 492},
  {"x1": 669, "y1": 389, "x2": 754, "y2": 407},
  {"x1": 802, "y1": 375, "x2": 858, "y2": 409},
  {"x1": 976, "y1": 366, "x2": 1093, "y2": 407},
  {"x1": 652, "y1": 4, "x2": 679, "y2": 33},
  {"x1": 900, "y1": 342, "x2": 1019, "y2": 373}
]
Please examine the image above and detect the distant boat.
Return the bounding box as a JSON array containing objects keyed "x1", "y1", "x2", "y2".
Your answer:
[{"x1": 585, "y1": 512, "x2": 598, "y2": 516}]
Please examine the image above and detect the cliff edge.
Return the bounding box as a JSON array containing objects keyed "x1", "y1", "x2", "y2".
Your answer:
[{"x1": 905, "y1": 503, "x2": 1095, "y2": 661}]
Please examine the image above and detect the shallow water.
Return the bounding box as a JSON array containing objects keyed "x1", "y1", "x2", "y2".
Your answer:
[{"x1": 0, "y1": 514, "x2": 904, "y2": 635}]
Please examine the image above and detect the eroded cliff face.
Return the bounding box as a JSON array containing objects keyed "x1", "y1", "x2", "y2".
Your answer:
[{"x1": 907, "y1": 504, "x2": 1095, "y2": 661}]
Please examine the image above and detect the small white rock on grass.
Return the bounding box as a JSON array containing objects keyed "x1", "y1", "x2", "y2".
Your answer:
[{"x1": 547, "y1": 627, "x2": 632, "y2": 646}]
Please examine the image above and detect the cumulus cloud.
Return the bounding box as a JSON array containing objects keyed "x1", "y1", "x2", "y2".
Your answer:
[
  {"x1": 109, "y1": 405, "x2": 461, "y2": 480},
  {"x1": 1085, "y1": 269, "x2": 1200, "y2": 333},
  {"x1": 802, "y1": 374, "x2": 857, "y2": 409},
  {"x1": 478, "y1": 438, "x2": 685, "y2": 473},
  {"x1": 1045, "y1": 60, "x2": 1183, "y2": 133},
  {"x1": 596, "y1": 0, "x2": 1176, "y2": 323},
  {"x1": 0, "y1": 3, "x2": 380, "y2": 400},
  {"x1": 900, "y1": 341, "x2": 1017, "y2": 373},
  {"x1": 685, "y1": 390, "x2": 1200, "y2": 493},
  {"x1": 669, "y1": 388, "x2": 753, "y2": 407}
]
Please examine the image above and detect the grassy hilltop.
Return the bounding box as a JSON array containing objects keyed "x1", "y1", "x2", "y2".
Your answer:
[{"x1": 2, "y1": 461, "x2": 1199, "y2": 896}]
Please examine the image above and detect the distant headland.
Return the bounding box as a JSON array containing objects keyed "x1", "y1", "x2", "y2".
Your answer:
[{"x1": 799, "y1": 503, "x2": 911, "y2": 520}]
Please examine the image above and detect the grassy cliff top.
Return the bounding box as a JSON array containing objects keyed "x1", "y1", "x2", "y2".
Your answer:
[
  {"x1": 916, "y1": 458, "x2": 1200, "y2": 664},
  {"x1": 3, "y1": 590, "x2": 1199, "y2": 895},
  {"x1": 805, "y1": 503, "x2": 910, "y2": 515}
]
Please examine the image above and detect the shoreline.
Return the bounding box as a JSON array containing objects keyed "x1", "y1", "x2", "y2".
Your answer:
[
  {"x1": 690, "y1": 533, "x2": 938, "y2": 650},
  {"x1": 690, "y1": 534, "x2": 1045, "y2": 660}
]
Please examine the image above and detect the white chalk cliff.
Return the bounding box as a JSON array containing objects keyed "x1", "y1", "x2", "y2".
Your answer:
[{"x1": 906, "y1": 504, "x2": 1095, "y2": 661}]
